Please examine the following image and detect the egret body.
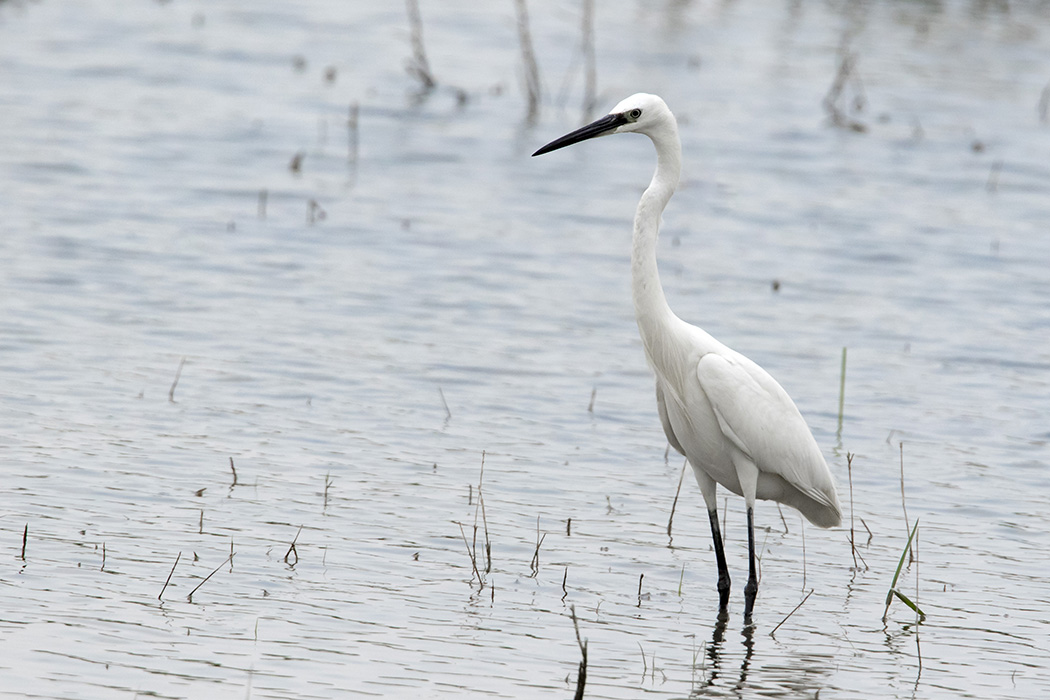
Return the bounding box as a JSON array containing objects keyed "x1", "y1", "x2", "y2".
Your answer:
[{"x1": 533, "y1": 94, "x2": 841, "y2": 622}]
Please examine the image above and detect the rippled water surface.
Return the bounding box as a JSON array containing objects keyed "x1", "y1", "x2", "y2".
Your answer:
[{"x1": 2, "y1": 1, "x2": 1049, "y2": 698}]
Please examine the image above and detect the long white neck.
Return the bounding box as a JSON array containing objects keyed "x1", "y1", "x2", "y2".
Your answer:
[{"x1": 631, "y1": 121, "x2": 683, "y2": 355}]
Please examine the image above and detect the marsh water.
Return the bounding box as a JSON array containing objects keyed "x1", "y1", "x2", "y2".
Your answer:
[{"x1": 2, "y1": 1, "x2": 1049, "y2": 697}]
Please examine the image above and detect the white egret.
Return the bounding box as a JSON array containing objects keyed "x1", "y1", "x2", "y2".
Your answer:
[{"x1": 533, "y1": 94, "x2": 841, "y2": 622}]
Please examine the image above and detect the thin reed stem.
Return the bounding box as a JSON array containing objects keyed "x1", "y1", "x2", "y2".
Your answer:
[
  {"x1": 847, "y1": 452, "x2": 859, "y2": 569},
  {"x1": 667, "y1": 458, "x2": 687, "y2": 538},
  {"x1": 405, "y1": 0, "x2": 435, "y2": 89},
  {"x1": 899, "y1": 442, "x2": 913, "y2": 562},
  {"x1": 158, "y1": 551, "x2": 181, "y2": 601},
  {"x1": 188, "y1": 554, "x2": 232, "y2": 602},
  {"x1": 570, "y1": 605, "x2": 587, "y2": 700},
  {"x1": 169, "y1": 357, "x2": 186, "y2": 402},
  {"x1": 513, "y1": 0, "x2": 541, "y2": 123},
  {"x1": 770, "y1": 589, "x2": 814, "y2": 637}
]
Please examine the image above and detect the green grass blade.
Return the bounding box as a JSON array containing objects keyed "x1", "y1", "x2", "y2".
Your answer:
[
  {"x1": 889, "y1": 518, "x2": 920, "y2": 591},
  {"x1": 883, "y1": 518, "x2": 921, "y2": 621},
  {"x1": 892, "y1": 589, "x2": 926, "y2": 620}
]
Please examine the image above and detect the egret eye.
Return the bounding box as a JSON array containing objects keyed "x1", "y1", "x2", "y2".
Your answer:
[{"x1": 628, "y1": 108, "x2": 642, "y2": 120}]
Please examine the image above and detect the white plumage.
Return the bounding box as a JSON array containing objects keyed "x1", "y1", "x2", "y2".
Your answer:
[{"x1": 534, "y1": 93, "x2": 841, "y2": 621}]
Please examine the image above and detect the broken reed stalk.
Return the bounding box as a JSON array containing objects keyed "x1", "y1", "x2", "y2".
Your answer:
[
  {"x1": 480, "y1": 502, "x2": 491, "y2": 572},
  {"x1": 570, "y1": 605, "x2": 587, "y2": 700},
  {"x1": 777, "y1": 503, "x2": 789, "y2": 534},
  {"x1": 323, "y1": 471, "x2": 333, "y2": 511},
  {"x1": 158, "y1": 551, "x2": 181, "y2": 601},
  {"x1": 101, "y1": 542, "x2": 106, "y2": 571},
  {"x1": 307, "y1": 199, "x2": 326, "y2": 225},
  {"x1": 562, "y1": 567, "x2": 568, "y2": 600},
  {"x1": 513, "y1": 0, "x2": 541, "y2": 124},
  {"x1": 21, "y1": 524, "x2": 27, "y2": 560},
  {"x1": 899, "y1": 442, "x2": 913, "y2": 562},
  {"x1": 229, "y1": 457, "x2": 238, "y2": 487},
  {"x1": 769, "y1": 588, "x2": 814, "y2": 637},
  {"x1": 530, "y1": 517, "x2": 546, "y2": 577},
  {"x1": 457, "y1": 521, "x2": 483, "y2": 585},
  {"x1": 438, "y1": 387, "x2": 451, "y2": 421},
  {"x1": 284, "y1": 525, "x2": 303, "y2": 566},
  {"x1": 822, "y1": 53, "x2": 867, "y2": 132},
  {"x1": 188, "y1": 553, "x2": 233, "y2": 602},
  {"x1": 637, "y1": 573, "x2": 644, "y2": 607},
  {"x1": 847, "y1": 452, "x2": 858, "y2": 570},
  {"x1": 860, "y1": 517, "x2": 873, "y2": 545},
  {"x1": 473, "y1": 452, "x2": 491, "y2": 573},
  {"x1": 587, "y1": 386, "x2": 596, "y2": 413},
  {"x1": 289, "y1": 151, "x2": 304, "y2": 174},
  {"x1": 667, "y1": 458, "x2": 688, "y2": 538},
  {"x1": 580, "y1": 0, "x2": 596, "y2": 121},
  {"x1": 169, "y1": 357, "x2": 186, "y2": 402},
  {"x1": 404, "y1": 0, "x2": 435, "y2": 89},
  {"x1": 915, "y1": 526, "x2": 923, "y2": 673}
]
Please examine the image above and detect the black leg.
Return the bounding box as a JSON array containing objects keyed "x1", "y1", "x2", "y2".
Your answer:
[
  {"x1": 743, "y1": 506, "x2": 758, "y2": 623},
  {"x1": 708, "y1": 508, "x2": 731, "y2": 610}
]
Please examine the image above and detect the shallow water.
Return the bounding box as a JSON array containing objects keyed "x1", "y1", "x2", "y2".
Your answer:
[{"x1": 2, "y1": 0, "x2": 1049, "y2": 698}]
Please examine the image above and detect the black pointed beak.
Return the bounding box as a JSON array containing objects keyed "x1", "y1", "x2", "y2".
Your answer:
[{"x1": 532, "y1": 112, "x2": 628, "y2": 156}]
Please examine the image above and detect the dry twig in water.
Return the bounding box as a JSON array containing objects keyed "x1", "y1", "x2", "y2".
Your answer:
[
  {"x1": 438, "y1": 387, "x2": 451, "y2": 422},
  {"x1": 168, "y1": 357, "x2": 186, "y2": 402},
  {"x1": 188, "y1": 553, "x2": 232, "y2": 602},
  {"x1": 473, "y1": 452, "x2": 491, "y2": 573},
  {"x1": 580, "y1": 0, "x2": 596, "y2": 121},
  {"x1": 513, "y1": 0, "x2": 541, "y2": 123},
  {"x1": 458, "y1": 521, "x2": 482, "y2": 584},
  {"x1": 530, "y1": 516, "x2": 546, "y2": 577},
  {"x1": 307, "y1": 199, "x2": 326, "y2": 225},
  {"x1": 667, "y1": 458, "x2": 688, "y2": 538},
  {"x1": 158, "y1": 551, "x2": 181, "y2": 601},
  {"x1": 770, "y1": 588, "x2": 814, "y2": 637},
  {"x1": 899, "y1": 442, "x2": 913, "y2": 563},
  {"x1": 404, "y1": 0, "x2": 435, "y2": 90},
  {"x1": 284, "y1": 525, "x2": 303, "y2": 566},
  {"x1": 822, "y1": 53, "x2": 867, "y2": 132},
  {"x1": 847, "y1": 452, "x2": 860, "y2": 570},
  {"x1": 570, "y1": 605, "x2": 588, "y2": 700}
]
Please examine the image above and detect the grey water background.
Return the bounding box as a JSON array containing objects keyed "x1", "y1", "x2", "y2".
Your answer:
[{"x1": 1, "y1": 0, "x2": 1049, "y2": 697}]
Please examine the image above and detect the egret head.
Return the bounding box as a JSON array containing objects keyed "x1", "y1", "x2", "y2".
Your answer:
[{"x1": 532, "y1": 93, "x2": 674, "y2": 156}]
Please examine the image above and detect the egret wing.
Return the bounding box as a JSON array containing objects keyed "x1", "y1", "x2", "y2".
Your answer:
[
  {"x1": 656, "y1": 381, "x2": 685, "y2": 456},
  {"x1": 696, "y1": 352, "x2": 836, "y2": 510}
]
